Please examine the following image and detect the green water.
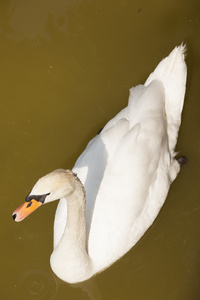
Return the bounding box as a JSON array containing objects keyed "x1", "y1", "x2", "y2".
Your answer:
[{"x1": 1, "y1": 0, "x2": 200, "y2": 299}]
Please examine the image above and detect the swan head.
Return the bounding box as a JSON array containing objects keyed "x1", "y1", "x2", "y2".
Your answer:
[{"x1": 12, "y1": 169, "x2": 77, "y2": 222}]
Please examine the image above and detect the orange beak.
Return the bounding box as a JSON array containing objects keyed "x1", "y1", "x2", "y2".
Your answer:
[{"x1": 12, "y1": 200, "x2": 42, "y2": 222}]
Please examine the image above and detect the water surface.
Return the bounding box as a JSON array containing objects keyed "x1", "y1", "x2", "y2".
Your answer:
[{"x1": 1, "y1": 0, "x2": 200, "y2": 299}]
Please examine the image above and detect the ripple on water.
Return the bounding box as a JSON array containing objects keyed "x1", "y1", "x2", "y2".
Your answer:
[{"x1": 8, "y1": 268, "x2": 58, "y2": 300}]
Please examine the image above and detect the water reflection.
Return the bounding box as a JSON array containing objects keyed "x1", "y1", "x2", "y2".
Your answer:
[
  {"x1": 75, "y1": 278, "x2": 102, "y2": 300},
  {"x1": 8, "y1": 267, "x2": 58, "y2": 300}
]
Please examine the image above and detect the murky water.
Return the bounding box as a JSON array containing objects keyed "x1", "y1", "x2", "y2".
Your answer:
[{"x1": 1, "y1": 0, "x2": 200, "y2": 299}]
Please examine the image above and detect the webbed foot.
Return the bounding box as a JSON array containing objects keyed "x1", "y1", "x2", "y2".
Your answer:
[{"x1": 177, "y1": 156, "x2": 187, "y2": 166}]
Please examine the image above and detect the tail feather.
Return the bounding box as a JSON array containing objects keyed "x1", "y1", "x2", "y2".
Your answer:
[{"x1": 144, "y1": 44, "x2": 187, "y2": 153}]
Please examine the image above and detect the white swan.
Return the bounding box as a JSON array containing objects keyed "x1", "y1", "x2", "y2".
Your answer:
[{"x1": 13, "y1": 45, "x2": 187, "y2": 284}]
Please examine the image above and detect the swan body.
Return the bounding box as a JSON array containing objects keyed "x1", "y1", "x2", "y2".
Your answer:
[{"x1": 13, "y1": 45, "x2": 187, "y2": 283}]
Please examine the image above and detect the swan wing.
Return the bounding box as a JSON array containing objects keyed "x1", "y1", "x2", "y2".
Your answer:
[{"x1": 88, "y1": 80, "x2": 175, "y2": 269}]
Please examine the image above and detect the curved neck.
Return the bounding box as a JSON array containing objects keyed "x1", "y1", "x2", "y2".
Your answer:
[
  {"x1": 65, "y1": 179, "x2": 87, "y2": 249},
  {"x1": 50, "y1": 174, "x2": 93, "y2": 283}
]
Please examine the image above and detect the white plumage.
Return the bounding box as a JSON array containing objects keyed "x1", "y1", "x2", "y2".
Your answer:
[{"x1": 13, "y1": 45, "x2": 187, "y2": 284}]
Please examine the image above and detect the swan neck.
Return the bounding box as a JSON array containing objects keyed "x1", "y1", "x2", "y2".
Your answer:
[
  {"x1": 50, "y1": 173, "x2": 93, "y2": 283},
  {"x1": 65, "y1": 180, "x2": 87, "y2": 248}
]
